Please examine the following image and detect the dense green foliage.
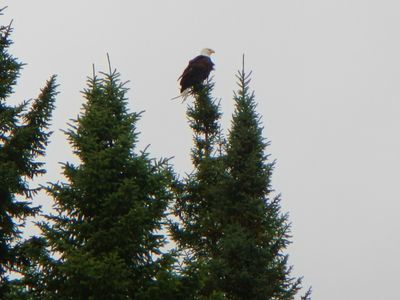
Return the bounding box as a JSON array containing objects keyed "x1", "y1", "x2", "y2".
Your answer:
[
  {"x1": 216, "y1": 66, "x2": 301, "y2": 299},
  {"x1": 0, "y1": 15, "x2": 57, "y2": 297},
  {"x1": 171, "y1": 66, "x2": 307, "y2": 299},
  {"x1": 171, "y1": 81, "x2": 227, "y2": 298},
  {"x1": 18, "y1": 68, "x2": 175, "y2": 299}
]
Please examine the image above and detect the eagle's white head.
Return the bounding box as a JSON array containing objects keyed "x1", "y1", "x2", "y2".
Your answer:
[{"x1": 201, "y1": 48, "x2": 215, "y2": 57}]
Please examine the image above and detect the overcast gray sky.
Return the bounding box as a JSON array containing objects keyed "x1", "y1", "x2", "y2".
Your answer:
[{"x1": 4, "y1": 1, "x2": 400, "y2": 299}]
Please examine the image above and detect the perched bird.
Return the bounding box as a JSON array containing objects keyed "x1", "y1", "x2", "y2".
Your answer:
[{"x1": 173, "y1": 48, "x2": 215, "y2": 101}]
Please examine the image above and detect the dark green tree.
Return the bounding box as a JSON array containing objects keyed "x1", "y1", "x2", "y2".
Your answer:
[
  {"x1": 215, "y1": 61, "x2": 303, "y2": 299},
  {"x1": 171, "y1": 81, "x2": 227, "y2": 299},
  {"x1": 21, "y1": 65, "x2": 175, "y2": 299},
  {"x1": 172, "y1": 61, "x2": 309, "y2": 299},
  {"x1": 0, "y1": 13, "x2": 57, "y2": 297}
]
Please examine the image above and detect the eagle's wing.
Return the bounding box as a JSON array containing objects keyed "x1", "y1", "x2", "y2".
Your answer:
[{"x1": 178, "y1": 56, "x2": 211, "y2": 81}]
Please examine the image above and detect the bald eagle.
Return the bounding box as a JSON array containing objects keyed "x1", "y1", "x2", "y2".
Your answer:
[{"x1": 174, "y1": 48, "x2": 215, "y2": 101}]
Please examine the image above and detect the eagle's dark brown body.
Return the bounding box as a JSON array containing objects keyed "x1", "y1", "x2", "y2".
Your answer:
[{"x1": 179, "y1": 55, "x2": 214, "y2": 93}]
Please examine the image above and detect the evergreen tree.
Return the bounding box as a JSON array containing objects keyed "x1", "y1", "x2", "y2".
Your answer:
[
  {"x1": 25, "y1": 65, "x2": 175, "y2": 299},
  {"x1": 172, "y1": 61, "x2": 310, "y2": 299},
  {"x1": 216, "y1": 60, "x2": 303, "y2": 299},
  {"x1": 0, "y1": 13, "x2": 57, "y2": 297},
  {"x1": 171, "y1": 81, "x2": 226, "y2": 299}
]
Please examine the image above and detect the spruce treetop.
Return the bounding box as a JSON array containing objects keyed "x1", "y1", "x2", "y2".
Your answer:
[
  {"x1": 218, "y1": 57, "x2": 305, "y2": 299},
  {"x1": 30, "y1": 63, "x2": 175, "y2": 299}
]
